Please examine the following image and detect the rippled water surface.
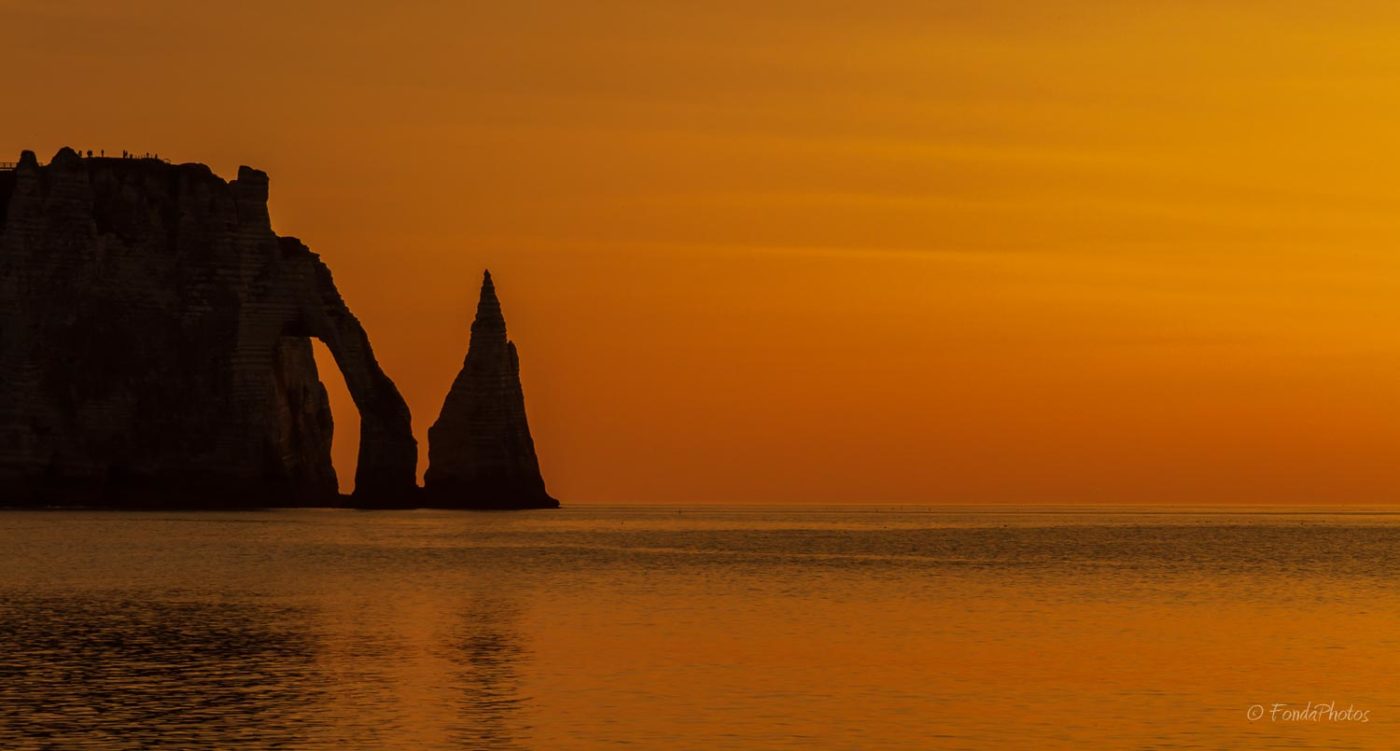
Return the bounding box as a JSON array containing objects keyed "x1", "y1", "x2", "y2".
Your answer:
[{"x1": 2, "y1": 506, "x2": 1400, "y2": 749}]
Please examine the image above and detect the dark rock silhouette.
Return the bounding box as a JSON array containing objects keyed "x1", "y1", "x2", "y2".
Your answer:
[
  {"x1": 0, "y1": 148, "x2": 417, "y2": 506},
  {"x1": 425, "y1": 271, "x2": 558, "y2": 509}
]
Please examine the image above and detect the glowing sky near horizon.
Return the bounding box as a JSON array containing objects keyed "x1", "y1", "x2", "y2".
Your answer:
[{"x1": 7, "y1": 0, "x2": 1400, "y2": 503}]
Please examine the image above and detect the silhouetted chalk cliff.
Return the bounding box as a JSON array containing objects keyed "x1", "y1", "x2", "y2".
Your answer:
[
  {"x1": 425, "y1": 271, "x2": 558, "y2": 509},
  {"x1": 0, "y1": 148, "x2": 417, "y2": 506}
]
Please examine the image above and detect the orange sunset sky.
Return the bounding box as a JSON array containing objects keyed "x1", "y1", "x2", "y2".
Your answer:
[{"x1": 6, "y1": 1, "x2": 1400, "y2": 503}]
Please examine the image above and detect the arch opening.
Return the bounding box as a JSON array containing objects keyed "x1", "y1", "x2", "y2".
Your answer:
[{"x1": 310, "y1": 337, "x2": 360, "y2": 495}]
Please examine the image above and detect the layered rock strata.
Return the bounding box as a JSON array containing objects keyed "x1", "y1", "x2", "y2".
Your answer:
[{"x1": 0, "y1": 148, "x2": 417, "y2": 506}]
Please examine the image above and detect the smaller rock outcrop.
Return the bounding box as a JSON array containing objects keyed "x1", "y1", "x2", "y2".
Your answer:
[{"x1": 425, "y1": 271, "x2": 558, "y2": 509}]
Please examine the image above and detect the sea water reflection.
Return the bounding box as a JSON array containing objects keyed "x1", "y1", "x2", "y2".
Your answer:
[
  {"x1": 1, "y1": 506, "x2": 1400, "y2": 749},
  {"x1": 449, "y1": 593, "x2": 532, "y2": 750},
  {"x1": 0, "y1": 596, "x2": 320, "y2": 749}
]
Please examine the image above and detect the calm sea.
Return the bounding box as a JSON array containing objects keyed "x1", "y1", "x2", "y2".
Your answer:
[{"x1": 1, "y1": 506, "x2": 1397, "y2": 749}]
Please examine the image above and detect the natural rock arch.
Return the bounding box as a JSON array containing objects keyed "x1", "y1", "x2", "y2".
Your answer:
[{"x1": 0, "y1": 149, "x2": 417, "y2": 506}]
